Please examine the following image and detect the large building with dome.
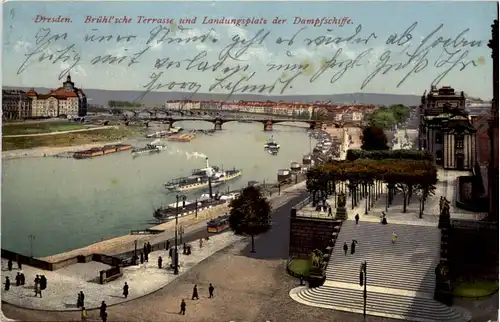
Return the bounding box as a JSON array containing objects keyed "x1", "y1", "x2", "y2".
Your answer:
[{"x1": 2, "y1": 74, "x2": 88, "y2": 120}]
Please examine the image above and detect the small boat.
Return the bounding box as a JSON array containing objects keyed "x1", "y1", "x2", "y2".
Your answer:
[
  {"x1": 264, "y1": 135, "x2": 280, "y2": 149},
  {"x1": 132, "y1": 140, "x2": 166, "y2": 156}
]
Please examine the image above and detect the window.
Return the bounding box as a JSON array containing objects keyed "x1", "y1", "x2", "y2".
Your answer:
[
  {"x1": 435, "y1": 132, "x2": 443, "y2": 144},
  {"x1": 455, "y1": 134, "x2": 464, "y2": 149}
]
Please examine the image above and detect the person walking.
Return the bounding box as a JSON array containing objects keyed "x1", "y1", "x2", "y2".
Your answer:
[
  {"x1": 355, "y1": 213, "x2": 360, "y2": 225},
  {"x1": 343, "y1": 242, "x2": 348, "y2": 256},
  {"x1": 392, "y1": 231, "x2": 398, "y2": 244},
  {"x1": 7, "y1": 259, "x2": 12, "y2": 271},
  {"x1": 350, "y1": 240, "x2": 357, "y2": 255},
  {"x1": 208, "y1": 283, "x2": 215, "y2": 298},
  {"x1": 179, "y1": 299, "x2": 186, "y2": 315},
  {"x1": 192, "y1": 284, "x2": 199, "y2": 300},
  {"x1": 123, "y1": 282, "x2": 129, "y2": 298},
  {"x1": 81, "y1": 307, "x2": 87, "y2": 321},
  {"x1": 158, "y1": 256, "x2": 163, "y2": 269},
  {"x1": 100, "y1": 301, "x2": 107, "y2": 320},
  {"x1": 4, "y1": 277, "x2": 10, "y2": 291}
]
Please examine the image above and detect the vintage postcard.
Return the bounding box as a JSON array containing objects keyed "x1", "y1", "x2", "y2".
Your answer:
[{"x1": 1, "y1": 1, "x2": 498, "y2": 321}]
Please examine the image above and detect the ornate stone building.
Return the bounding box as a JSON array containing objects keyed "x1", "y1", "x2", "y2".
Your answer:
[
  {"x1": 1, "y1": 90, "x2": 32, "y2": 120},
  {"x1": 419, "y1": 86, "x2": 476, "y2": 170},
  {"x1": 26, "y1": 74, "x2": 88, "y2": 118}
]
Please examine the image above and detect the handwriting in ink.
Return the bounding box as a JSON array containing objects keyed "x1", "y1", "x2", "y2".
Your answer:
[
  {"x1": 311, "y1": 48, "x2": 373, "y2": 84},
  {"x1": 90, "y1": 46, "x2": 150, "y2": 66},
  {"x1": 146, "y1": 25, "x2": 217, "y2": 46},
  {"x1": 84, "y1": 29, "x2": 137, "y2": 43},
  {"x1": 304, "y1": 25, "x2": 377, "y2": 47},
  {"x1": 361, "y1": 22, "x2": 481, "y2": 89},
  {"x1": 136, "y1": 71, "x2": 202, "y2": 102},
  {"x1": 17, "y1": 28, "x2": 80, "y2": 80}
]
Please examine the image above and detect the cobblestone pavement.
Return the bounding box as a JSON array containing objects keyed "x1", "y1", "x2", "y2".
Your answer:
[
  {"x1": 1, "y1": 231, "x2": 244, "y2": 310},
  {"x1": 2, "y1": 239, "x2": 398, "y2": 322}
]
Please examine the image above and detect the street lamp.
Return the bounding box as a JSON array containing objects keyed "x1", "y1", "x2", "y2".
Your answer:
[
  {"x1": 134, "y1": 240, "x2": 138, "y2": 265},
  {"x1": 359, "y1": 261, "x2": 367, "y2": 320},
  {"x1": 29, "y1": 235, "x2": 35, "y2": 258}
]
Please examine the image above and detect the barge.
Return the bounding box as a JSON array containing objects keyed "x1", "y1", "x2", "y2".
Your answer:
[
  {"x1": 73, "y1": 144, "x2": 132, "y2": 159},
  {"x1": 153, "y1": 198, "x2": 226, "y2": 221},
  {"x1": 168, "y1": 133, "x2": 196, "y2": 142}
]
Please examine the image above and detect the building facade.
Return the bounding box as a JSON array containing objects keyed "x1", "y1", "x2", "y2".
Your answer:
[
  {"x1": 2, "y1": 90, "x2": 32, "y2": 120},
  {"x1": 25, "y1": 74, "x2": 88, "y2": 118},
  {"x1": 419, "y1": 86, "x2": 476, "y2": 170}
]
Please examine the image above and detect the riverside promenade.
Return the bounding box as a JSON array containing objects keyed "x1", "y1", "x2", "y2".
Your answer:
[{"x1": 1, "y1": 181, "x2": 307, "y2": 311}]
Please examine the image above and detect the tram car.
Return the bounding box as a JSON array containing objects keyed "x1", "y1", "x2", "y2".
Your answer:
[{"x1": 207, "y1": 214, "x2": 230, "y2": 233}]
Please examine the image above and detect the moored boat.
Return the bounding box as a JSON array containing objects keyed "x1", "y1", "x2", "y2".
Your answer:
[{"x1": 132, "y1": 139, "x2": 166, "y2": 156}]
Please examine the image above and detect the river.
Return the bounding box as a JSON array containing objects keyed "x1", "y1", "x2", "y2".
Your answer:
[{"x1": 1, "y1": 121, "x2": 317, "y2": 257}]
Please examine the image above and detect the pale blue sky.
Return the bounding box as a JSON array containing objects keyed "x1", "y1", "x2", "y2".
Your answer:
[{"x1": 3, "y1": 1, "x2": 496, "y2": 99}]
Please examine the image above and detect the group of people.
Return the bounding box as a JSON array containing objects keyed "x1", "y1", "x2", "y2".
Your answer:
[
  {"x1": 180, "y1": 283, "x2": 215, "y2": 315},
  {"x1": 3, "y1": 260, "x2": 45, "y2": 296},
  {"x1": 79, "y1": 299, "x2": 108, "y2": 322},
  {"x1": 343, "y1": 240, "x2": 358, "y2": 255},
  {"x1": 34, "y1": 275, "x2": 47, "y2": 297},
  {"x1": 78, "y1": 283, "x2": 127, "y2": 321}
]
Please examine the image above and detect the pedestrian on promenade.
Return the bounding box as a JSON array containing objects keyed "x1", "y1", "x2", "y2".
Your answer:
[
  {"x1": 328, "y1": 206, "x2": 332, "y2": 217},
  {"x1": 15, "y1": 273, "x2": 21, "y2": 286},
  {"x1": 4, "y1": 277, "x2": 10, "y2": 291},
  {"x1": 17, "y1": 257, "x2": 22, "y2": 270},
  {"x1": 81, "y1": 306, "x2": 87, "y2": 321},
  {"x1": 7, "y1": 259, "x2": 12, "y2": 271},
  {"x1": 143, "y1": 243, "x2": 147, "y2": 256},
  {"x1": 140, "y1": 252, "x2": 144, "y2": 264},
  {"x1": 199, "y1": 238, "x2": 203, "y2": 249},
  {"x1": 158, "y1": 256, "x2": 163, "y2": 269},
  {"x1": 147, "y1": 242, "x2": 152, "y2": 254},
  {"x1": 123, "y1": 282, "x2": 129, "y2": 298},
  {"x1": 100, "y1": 301, "x2": 107, "y2": 320},
  {"x1": 40, "y1": 275, "x2": 47, "y2": 290},
  {"x1": 179, "y1": 299, "x2": 186, "y2": 315},
  {"x1": 34, "y1": 280, "x2": 42, "y2": 297},
  {"x1": 355, "y1": 214, "x2": 360, "y2": 225},
  {"x1": 208, "y1": 283, "x2": 215, "y2": 298},
  {"x1": 78, "y1": 291, "x2": 85, "y2": 307},
  {"x1": 34, "y1": 275, "x2": 40, "y2": 287},
  {"x1": 169, "y1": 247, "x2": 173, "y2": 258},
  {"x1": 20, "y1": 273, "x2": 25, "y2": 285},
  {"x1": 145, "y1": 251, "x2": 149, "y2": 263},
  {"x1": 343, "y1": 242, "x2": 348, "y2": 256},
  {"x1": 192, "y1": 284, "x2": 199, "y2": 300},
  {"x1": 350, "y1": 240, "x2": 357, "y2": 255},
  {"x1": 166, "y1": 240, "x2": 171, "y2": 250},
  {"x1": 392, "y1": 231, "x2": 398, "y2": 244},
  {"x1": 101, "y1": 311, "x2": 108, "y2": 322}
]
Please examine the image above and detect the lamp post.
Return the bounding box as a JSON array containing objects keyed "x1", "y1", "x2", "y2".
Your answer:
[
  {"x1": 134, "y1": 240, "x2": 138, "y2": 265},
  {"x1": 360, "y1": 261, "x2": 367, "y2": 320},
  {"x1": 29, "y1": 235, "x2": 35, "y2": 258},
  {"x1": 174, "y1": 194, "x2": 181, "y2": 275}
]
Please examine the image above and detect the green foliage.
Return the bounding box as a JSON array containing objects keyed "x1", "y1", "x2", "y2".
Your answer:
[
  {"x1": 361, "y1": 126, "x2": 389, "y2": 151},
  {"x1": 229, "y1": 186, "x2": 272, "y2": 237},
  {"x1": 346, "y1": 149, "x2": 433, "y2": 161},
  {"x1": 368, "y1": 104, "x2": 410, "y2": 129},
  {"x1": 108, "y1": 100, "x2": 143, "y2": 108}
]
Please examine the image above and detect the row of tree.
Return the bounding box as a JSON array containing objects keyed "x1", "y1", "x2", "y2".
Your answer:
[
  {"x1": 367, "y1": 104, "x2": 410, "y2": 130},
  {"x1": 108, "y1": 100, "x2": 143, "y2": 108},
  {"x1": 306, "y1": 158, "x2": 438, "y2": 216}
]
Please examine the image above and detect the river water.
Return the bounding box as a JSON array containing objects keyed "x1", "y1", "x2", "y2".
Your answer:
[{"x1": 2, "y1": 121, "x2": 316, "y2": 257}]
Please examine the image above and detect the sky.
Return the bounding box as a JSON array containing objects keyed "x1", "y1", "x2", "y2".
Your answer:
[{"x1": 2, "y1": 1, "x2": 497, "y2": 99}]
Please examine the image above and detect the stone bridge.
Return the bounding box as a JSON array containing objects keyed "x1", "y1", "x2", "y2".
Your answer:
[{"x1": 117, "y1": 110, "x2": 364, "y2": 130}]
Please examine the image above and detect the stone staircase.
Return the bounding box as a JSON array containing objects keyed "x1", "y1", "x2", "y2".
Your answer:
[
  {"x1": 326, "y1": 220, "x2": 440, "y2": 293},
  {"x1": 294, "y1": 286, "x2": 466, "y2": 322},
  {"x1": 291, "y1": 220, "x2": 469, "y2": 321}
]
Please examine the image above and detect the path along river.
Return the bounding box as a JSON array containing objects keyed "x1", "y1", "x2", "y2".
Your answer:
[{"x1": 2, "y1": 121, "x2": 317, "y2": 257}]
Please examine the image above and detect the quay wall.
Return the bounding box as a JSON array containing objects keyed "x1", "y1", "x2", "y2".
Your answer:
[{"x1": 3, "y1": 203, "x2": 230, "y2": 270}]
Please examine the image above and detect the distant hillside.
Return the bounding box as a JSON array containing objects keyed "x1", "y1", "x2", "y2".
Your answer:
[{"x1": 3, "y1": 86, "x2": 421, "y2": 107}]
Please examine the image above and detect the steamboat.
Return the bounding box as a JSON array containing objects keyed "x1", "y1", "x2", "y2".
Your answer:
[
  {"x1": 164, "y1": 158, "x2": 242, "y2": 192},
  {"x1": 131, "y1": 140, "x2": 166, "y2": 156}
]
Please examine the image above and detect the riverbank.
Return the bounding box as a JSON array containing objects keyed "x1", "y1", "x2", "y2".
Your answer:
[
  {"x1": 40, "y1": 203, "x2": 231, "y2": 263},
  {"x1": 1, "y1": 141, "x2": 124, "y2": 159}
]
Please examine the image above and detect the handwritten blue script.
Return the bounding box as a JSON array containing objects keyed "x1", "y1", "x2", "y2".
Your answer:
[{"x1": 6, "y1": 1, "x2": 492, "y2": 101}]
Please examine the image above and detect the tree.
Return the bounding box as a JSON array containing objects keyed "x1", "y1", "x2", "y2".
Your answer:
[
  {"x1": 361, "y1": 126, "x2": 389, "y2": 151},
  {"x1": 229, "y1": 186, "x2": 272, "y2": 253},
  {"x1": 389, "y1": 104, "x2": 410, "y2": 124},
  {"x1": 369, "y1": 110, "x2": 397, "y2": 129}
]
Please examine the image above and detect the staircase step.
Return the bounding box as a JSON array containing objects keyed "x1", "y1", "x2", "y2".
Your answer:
[{"x1": 295, "y1": 286, "x2": 465, "y2": 322}]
